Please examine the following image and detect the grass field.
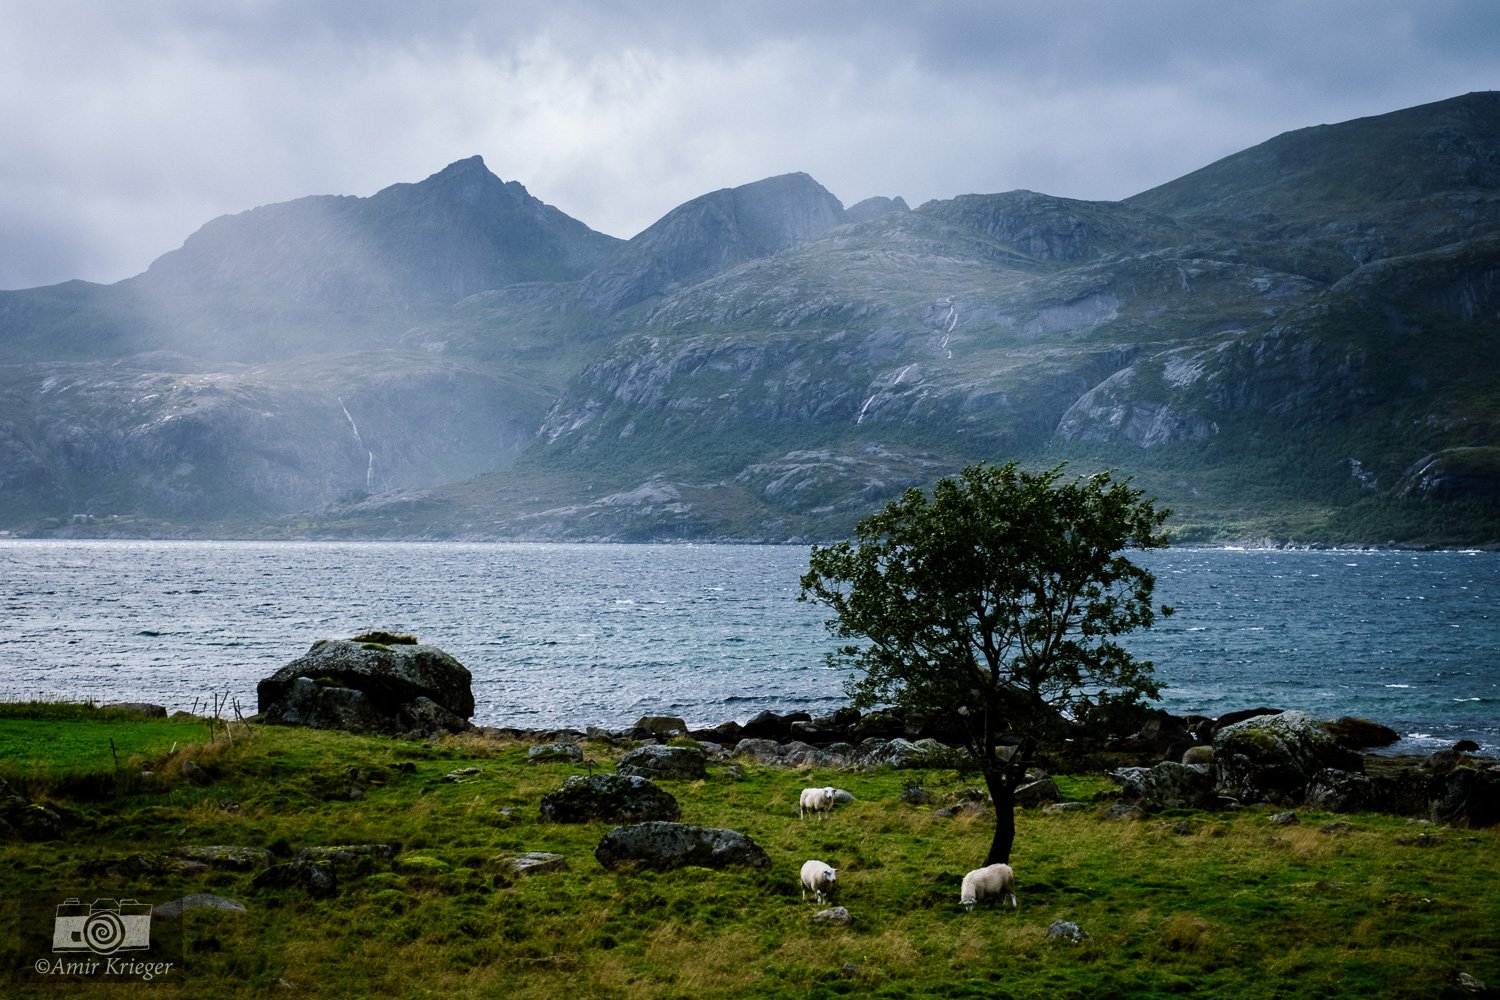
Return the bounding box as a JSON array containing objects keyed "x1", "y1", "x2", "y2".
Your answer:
[{"x1": 1, "y1": 706, "x2": 1497, "y2": 998}]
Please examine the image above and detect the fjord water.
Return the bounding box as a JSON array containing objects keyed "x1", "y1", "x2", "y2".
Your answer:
[{"x1": 2, "y1": 541, "x2": 1495, "y2": 754}]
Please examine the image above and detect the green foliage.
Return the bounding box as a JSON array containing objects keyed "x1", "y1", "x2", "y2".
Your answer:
[{"x1": 800, "y1": 462, "x2": 1172, "y2": 863}]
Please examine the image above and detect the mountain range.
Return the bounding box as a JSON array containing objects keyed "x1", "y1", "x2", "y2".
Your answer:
[{"x1": 2, "y1": 92, "x2": 1498, "y2": 544}]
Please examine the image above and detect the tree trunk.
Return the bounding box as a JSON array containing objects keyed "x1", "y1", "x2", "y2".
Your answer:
[{"x1": 984, "y1": 774, "x2": 1016, "y2": 865}]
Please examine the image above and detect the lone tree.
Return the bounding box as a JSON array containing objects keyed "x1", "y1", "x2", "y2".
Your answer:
[{"x1": 800, "y1": 461, "x2": 1171, "y2": 865}]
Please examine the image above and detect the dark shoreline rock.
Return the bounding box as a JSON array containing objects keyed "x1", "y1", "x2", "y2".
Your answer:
[
  {"x1": 423, "y1": 700, "x2": 1497, "y2": 827},
  {"x1": 257, "y1": 635, "x2": 475, "y2": 738}
]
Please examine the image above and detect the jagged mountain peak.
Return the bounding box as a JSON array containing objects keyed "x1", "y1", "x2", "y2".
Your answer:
[
  {"x1": 581, "y1": 171, "x2": 848, "y2": 312},
  {"x1": 107, "y1": 156, "x2": 621, "y2": 360}
]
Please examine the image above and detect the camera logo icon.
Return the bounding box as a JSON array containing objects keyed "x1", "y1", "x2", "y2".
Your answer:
[{"x1": 52, "y1": 898, "x2": 153, "y2": 955}]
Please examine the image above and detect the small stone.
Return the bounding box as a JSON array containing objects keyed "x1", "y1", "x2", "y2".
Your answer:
[
  {"x1": 505, "y1": 852, "x2": 568, "y2": 875},
  {"x1": 1268, "y1": 811, "x2": 1300, "y2": 826},
  {"x1": 813, "y1": 906, "x2": 852, "y2": 926},
  {"x1": 1047, "y1": 920, "x2": 1088, "y2": 942}
]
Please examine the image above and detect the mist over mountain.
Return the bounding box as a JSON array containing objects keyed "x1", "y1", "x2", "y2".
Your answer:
[{"x1": 3, "y1": 93, "x2": 1498, "y2": 545}]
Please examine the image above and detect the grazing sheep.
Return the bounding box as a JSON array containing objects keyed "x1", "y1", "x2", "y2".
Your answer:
[
  {"x1": 799, "y1": 785, "x2": 837, "y2": 820},
  {"x1": 959, "y1": 863, "x2": 1017, "y2": 911},
  {"x1": 800, "y1": 859, "x2": 839, "y2": 903}
]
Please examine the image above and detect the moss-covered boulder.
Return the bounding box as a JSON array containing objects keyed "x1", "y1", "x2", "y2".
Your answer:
[
  {"x1": 1212, "y1": 710, "x2": 1363, "y2": 805},
  {"x1": 594, "y1": 822, "x2": 770, "y2": 872},
  {"x1": 540, "y1": 774, "x2": 680, "y2": 824}
]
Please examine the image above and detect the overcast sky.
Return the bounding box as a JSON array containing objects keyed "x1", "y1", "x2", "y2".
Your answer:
[{"x1": 1, "y1": 1, "x2": 1496, "y2": 290}]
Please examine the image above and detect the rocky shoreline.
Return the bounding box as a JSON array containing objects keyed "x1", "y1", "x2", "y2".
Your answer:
[{"x1": 240, "y1": 632, "x2": 1500, "y2": 830}]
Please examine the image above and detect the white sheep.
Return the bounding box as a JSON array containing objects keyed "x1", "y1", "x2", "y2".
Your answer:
[
  {"x1": 959, "y1": 863, "x2": 1018, "y2": 911},
  {"x1": 799, "y1": 785, "x2": 837, "y2": 820},
  {"x1": 800, "y1": 859, "x2": 838, "y2": 903}
]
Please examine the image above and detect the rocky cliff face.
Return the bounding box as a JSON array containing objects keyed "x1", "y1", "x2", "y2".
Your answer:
[{"x1": 3, "y1": 93, "x2": 1498, "y2": 543}]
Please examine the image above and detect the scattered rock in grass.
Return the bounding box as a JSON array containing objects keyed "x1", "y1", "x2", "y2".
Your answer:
[
  {"x1": 172, "y1": 845, "x2": 275, "y2": 871},
  {"x1": 502, "y1": 852, "x2": 568, "y2": 875},
  {"x1": 1014, "y1": 777, "x2": 1062, "y2": 807},
  {"x1": 152, "y1": 893, "x2": 248, "y2": 919},
  {"x1": 1042, "y1": 802, "x2": 1089, "y2": 814},
  {"x1": 443, "y1": 766, "x2": 481, "y2": 783},
  {"x1": 1457, "y1": 972, "x2": 1488, "y2": 993},
  {"x1": 1269, "y1": 811, "x2": 1300, "y2": 826},
  {"x1": 1394, "y1": 831, "x2": 1444, "y2": 847},
  {"x1": 81, "y1": 853, "x2": 209, "y2": 878},
  {"x1": 1099, "y1": 802, "x2": 1146, "y2": 822},
  {"x1": 899, "y1": 784, "x2": 938, "y2": 806},
  {"x1": 594, "y1": 822, "x2": 771, "y2": 871},
  {"x1": 1047, "y1": 920, "x2": 1089, "y2": 942},
  {"x1": 934, "y1": 800, "x2": 988, "y2": 819},
  {"x1": 180, "y1": 759, "x2": 210, "y2": 784},
  {"x1": 1320, "y1": 821, "x2": 1353, "y2": 835},
  {"x1": 527, "y1": 743, "x2": 584, "y2": 764},
  {"x1": 251, "y1": 859, "x2": 336, "y2": 898},
  {"x1": 814, "y1": 906, "x2": 852, "y2": 926},
  {"x1": 296, "y1": 844, "x2": 397, "y2": 875},
  {"x1": 541, "y1": 774, "x2": 681, "y2": 824}
]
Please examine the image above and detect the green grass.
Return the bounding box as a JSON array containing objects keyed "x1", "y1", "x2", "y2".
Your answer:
[
  {"x1": 0, "y1": 702, "x2": 210, "y2": 789},
  {"x1": 1, "y1": 708, "x2": 1497, "y2": 998}
]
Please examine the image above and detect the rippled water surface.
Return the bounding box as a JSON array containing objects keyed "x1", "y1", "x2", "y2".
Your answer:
[{"x1": 2, "y1": 541, "x2": 1495, "y2": 753}]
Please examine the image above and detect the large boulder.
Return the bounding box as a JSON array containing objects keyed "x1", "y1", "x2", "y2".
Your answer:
[
  {"x1": 594, "y1": 822, "x2": 771, "y2": 871},
  {"x1": 257, "y1": 635, "x2": 474, "y2": 737},
  {"x1": 1323, "y1": 716, "x2": 1400, "y2": 750},
  {"x1": 540, "y1": 774, "x2": 681, "y2": 824},
  {"x1": 615, "y1": 744, "x2": 708, "y2": 781},
  {"x1": 1302, "y1": 768, "x2": 1381, "y2": 813},
  {"x1": 1115, "y1": 762, "x2": 1217, "y2": 811},
  {"x1": 1212, "y1": 710, "x2": 1362, "y2": 804},
  {"x1": 1428, "y1": 766, "x2": 1500, "y2": 828}
]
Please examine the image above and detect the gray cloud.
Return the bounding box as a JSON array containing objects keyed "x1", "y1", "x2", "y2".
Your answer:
[{"x1": 2, "y1": 0, "x2": 1496, "y2": 289}]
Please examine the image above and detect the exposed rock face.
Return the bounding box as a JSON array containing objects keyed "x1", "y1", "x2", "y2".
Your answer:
[
  {"x1": 593, "y1": 822, "x2": 771, "y2": 871},
  {"x1": 1212, "y1": 710, "x2": 1363, "y2": 804},
  {"x1": 256, "y1": 636, "x2": 474, "y2": 737},
  {"x1": 539, "y1": 774, "x2": 681, "y2": 824}
]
